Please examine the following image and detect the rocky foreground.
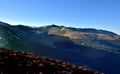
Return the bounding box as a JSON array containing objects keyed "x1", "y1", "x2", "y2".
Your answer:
[{"x1": 0, "y1": 48, "x2": 103, "y2": 74}]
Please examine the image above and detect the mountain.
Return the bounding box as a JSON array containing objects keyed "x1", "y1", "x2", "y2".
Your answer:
[
  {"x1": 1, "y1": 21, "x2": 120, "y2": 54},
  {"x1": 0, "y1": 47, "x2": 103, "y2": 74},
  {"x1": 0, "y1": 21, "x2": 120, "y2": 74},
  {"x1": 46, "y1": 25, "x2": 120, "y2": 54}
]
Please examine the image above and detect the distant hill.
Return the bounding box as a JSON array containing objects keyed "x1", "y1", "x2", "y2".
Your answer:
[
  {"x1": 0, "y1": 21, "x2": 120, "y2": 54},
  {"x1": 0, "y1": 47, "x2": 103, "y2": 74},
  {"x1": 0, "y1": 21, "x2": 120, "y2": 74},
  {"x1": 46, "y1": 24, "x2": 120, "y2": 54}
]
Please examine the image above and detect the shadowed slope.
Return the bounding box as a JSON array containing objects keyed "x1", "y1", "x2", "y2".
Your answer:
[{"x1": 0, "y1": 48, "x2": 103, "y2": 74}]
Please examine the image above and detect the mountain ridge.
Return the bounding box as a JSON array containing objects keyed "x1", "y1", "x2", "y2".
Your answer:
[
  {"x1": 47, "y1": 24, "x2": 118, "y2": 35},
  {"x1": 0, "y1": 21, "x2": 120, "y2": 56},
  {"x1": 0, "y1": 21, "x2": 120, "y2": 74}
]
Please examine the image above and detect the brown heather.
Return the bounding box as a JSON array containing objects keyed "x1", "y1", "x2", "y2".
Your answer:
[{"x1": 0, "y1": 48, "x2": 103, "y2": 74}]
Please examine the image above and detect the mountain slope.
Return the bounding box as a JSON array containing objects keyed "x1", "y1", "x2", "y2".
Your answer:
[
  {"x1": 1, "y1": 21, "x2": 120, "y2": 54},
  {"x1": 46, "y1": 25, "x2": 120, "y2": 54},
  {"x1": 0, "y1": 21, "x2": 120, "y2": 74},
  {"x1": 0, "y1": 47, "x2": 103, "y2": 74}
]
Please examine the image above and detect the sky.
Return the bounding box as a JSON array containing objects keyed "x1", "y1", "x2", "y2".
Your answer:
[{"x1": 0, "y1": 0, "x2": 120, "y2": 34}]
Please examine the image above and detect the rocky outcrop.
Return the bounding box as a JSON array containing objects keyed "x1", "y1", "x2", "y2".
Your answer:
[{"x1": 0, "y1": 48, "x2": 103, "y2": 74}]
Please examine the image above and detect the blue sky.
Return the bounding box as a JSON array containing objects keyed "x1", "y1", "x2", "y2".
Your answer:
[{"x1": 0, "y1": 0, "x2": 120, "y2": 34}]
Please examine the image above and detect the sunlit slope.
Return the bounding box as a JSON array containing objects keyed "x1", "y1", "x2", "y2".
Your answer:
[{"x1": 46, "y1": 25, "x2": 120, "y2": 54}]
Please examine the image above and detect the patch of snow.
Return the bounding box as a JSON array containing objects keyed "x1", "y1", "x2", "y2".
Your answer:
[
  {"x1": 81, "y1": 43, "x2": 84, "y2": 45},
  {"x1": 35, "y1": 30, "x2": 44, "y2": 34},
  {"x1": 60, "y1": 27, "x2": 65, "y2": 31},
  {"x1": 7, "y1": 30, "x2": 20, "y2": 40}
]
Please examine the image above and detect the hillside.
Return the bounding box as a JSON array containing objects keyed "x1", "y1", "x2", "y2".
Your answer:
[
  {"x1": 0, "y1": 21, "x2": 120, "y2": 74},
  {"x1": 46, "y1": 25, "x2": 120, "y2": 54},
  {"x1": 0, "y1": 21, "x2": 120, "y2": 55},
  {"x1": 0, "y1": 47, "x2": 103, "y2": 74}
]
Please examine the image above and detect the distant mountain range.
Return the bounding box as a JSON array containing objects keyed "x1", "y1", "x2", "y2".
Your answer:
[{"x1": 0, "y1": 21, "x2": 120, "y2": 74}]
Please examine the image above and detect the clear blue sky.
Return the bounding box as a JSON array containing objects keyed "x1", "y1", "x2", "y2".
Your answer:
[{"x1": 0, "y1": 0, "x2": 120, "y2": 34}]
